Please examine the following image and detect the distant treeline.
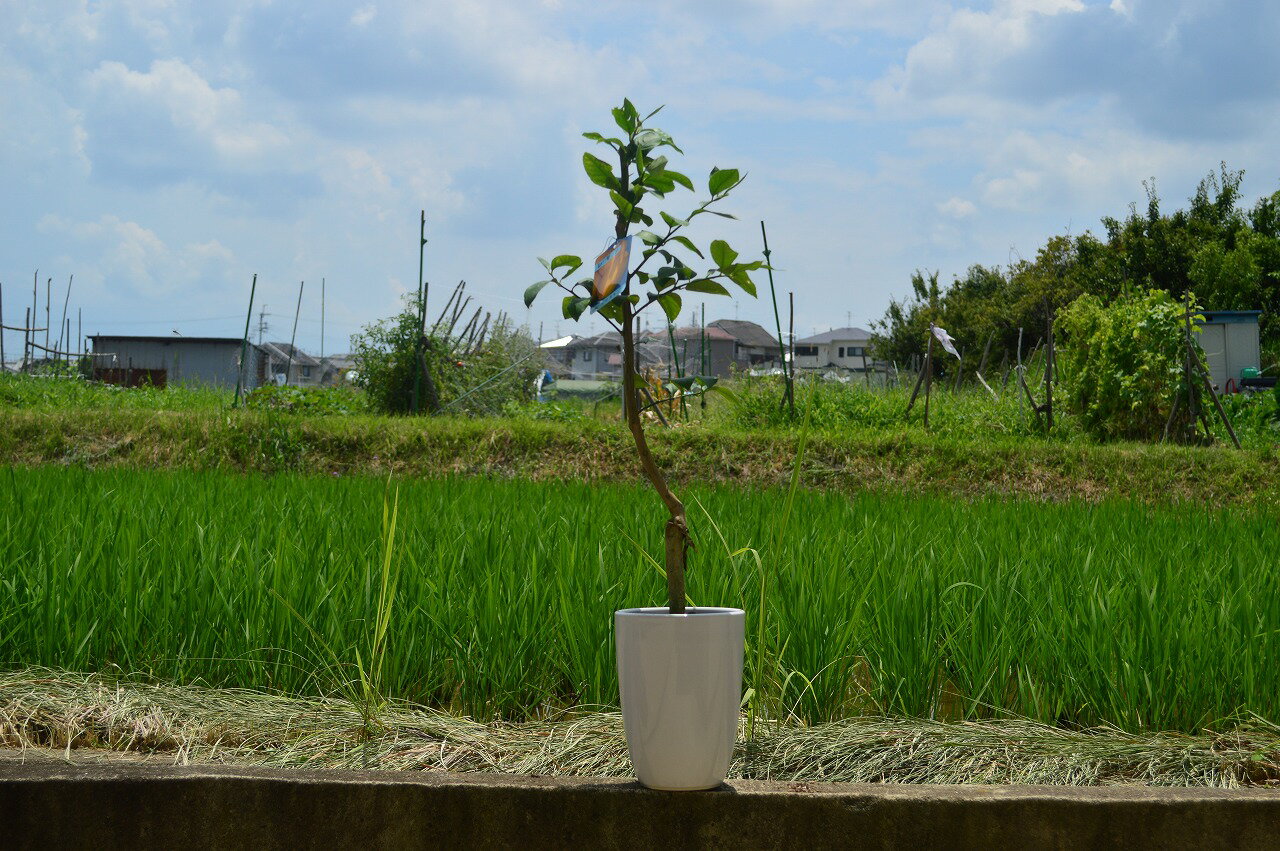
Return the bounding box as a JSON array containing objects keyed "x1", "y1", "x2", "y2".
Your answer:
[{"x1": 871, "y1": 164, "x2": 1280, "y2": 373}]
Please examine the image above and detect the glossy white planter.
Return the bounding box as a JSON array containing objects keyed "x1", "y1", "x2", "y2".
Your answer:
[{"x1": 615, "y1": 606, "x2": 745, "y2": 791}]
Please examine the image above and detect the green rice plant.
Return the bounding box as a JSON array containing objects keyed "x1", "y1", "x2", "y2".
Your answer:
[{"x1": 2, "y1": 465, "x2": 1279, "y2": 731}]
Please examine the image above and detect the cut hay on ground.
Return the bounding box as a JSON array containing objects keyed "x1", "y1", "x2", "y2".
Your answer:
[{"x1": 3, "y1": 669, "x2": 1280, "y2": 787}]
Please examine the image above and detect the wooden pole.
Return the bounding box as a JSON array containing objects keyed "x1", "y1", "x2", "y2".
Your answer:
[
  {"x1": 923, "y1": 336, "x2": 934, "y2": 428},
  {"x1": 951, "y1": 350, "x2": 963, "y2": 392},
  {"x1": 23, "y1": 308, "x2": 30, "y2": 371},
  {"x1": 0, "y1": 282, "x2": 5, "y2": 372},
  {"x1": 285, "y1": 280, "x2": 304, "y2": 386},
  {"x1": 57, "y1": 275, "x2": 72, "y2": 357},
  {"x1": 788, "y1": 291, "x2": 796, "y2": 417},
  {"x1": 1044, "y1": 305, "x2": 1054, "y2": 432},
  {"x1": 1194, "y1": 356, "x2": 1241, "y2": 449},
  {"x1": 320, "y1": 277, "x2": 325, "y2": 360},
  {"x1": 906, "y1": 332, "x2": 932, "y2": 414},
  {"x1": 1016, "y1": 327, "x2": 1024, "y2": 420},
  {"x1": 1182, "y1": 294, "x2": 1196, "y2": 438},
  {"x1": 234, "y1": 274, "x2": 257, "y2": 407},
  {"x1": 45, "y1": 277, "x2": 50, "y2": 351}
]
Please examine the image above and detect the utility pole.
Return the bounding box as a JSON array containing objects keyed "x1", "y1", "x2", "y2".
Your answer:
[{"x1": 257, "y1": 306, "x2": 268, "y2": 345}]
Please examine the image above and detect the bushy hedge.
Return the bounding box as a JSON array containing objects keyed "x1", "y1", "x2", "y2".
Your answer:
[{"x1": 1055, "y1": 289, "x2": 1199, "y2": 441}]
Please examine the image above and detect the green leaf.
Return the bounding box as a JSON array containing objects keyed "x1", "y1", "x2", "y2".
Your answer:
[
  {"x1": 671, "y1": 376, "x2": 697, "y2": 391},
  {"x1": 524, "y1": 280, "x2": 553, "y2": 307},
  {"x1": 598, "y1": 300, "x2": 625, "y2": 323},
  {"x1": 710, "y1": 239, "x2": 738, "y2": 269},
  {"x1": 660, "y1": 211, "x2": 690, "y2": 228},
  {"x1": 636, "y1": 230, "x2": 662, "y2": 246},
  {"x1": 537, "y1": 257, "x2": 552, "y2": 273},
  {"x1": 550, "y1": 254, "x2": 582, "y2": 274},
  {"x1": 657, "y1": 292, "x2": 682, "y2": 322},
  {"x1": 685, "y1": 279, "x2": 731, "y2": 296},
  {"x1": 562, "y1": 295, "x2": 590, "y2": 320},
  {"x1": 582, "y1": 131, "x2": 623, "y2": 147},
  {"x1": 641, "y1": 172, "x2": 675, "y2": 195},
  {"x1": 665, "y1": 169, "x2": 694, "y2": 192},
  {"x1": 609, "y1": 190, "x2": 633, "y2": 219},
  {"x1": 647, "y1": 155, "x2": 668, "y2": 173},
  {"x1": 635, "y1": 129, "x2": 661, "y2": 150},
  {"x1": 706, "y1": 210, "x2": 738, "y2": 220},
  {"x1": 708, "y1": 384, "x2": 739, "y2": 404},
  {"x1": 643, "y1": 104, "x2": 665, "y2": 121},
  {"x1": 583, "y1": 153, "x2": 619, "y2": 190},
  {"x1": 694, "y1": 375, "x2": 719, "y2": 388},
  {"x1": 612, "y1": 104, "x2": 637, "y2": 134},
  {"x1": 708, "y1": 167, "x2": 740, "y2": 196},
  {"x1": 728, "y1": 268, "x2": 758, "y2": 297},
  {"x1": 671, "y1": 235, "x2": 703, "y2": 258}
]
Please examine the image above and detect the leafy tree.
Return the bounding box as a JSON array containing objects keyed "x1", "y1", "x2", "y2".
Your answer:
[
  {"x1": 873, "y1": 164, "x2": 1280, "y2": 378},
  {"x1": 525, "y1": 99, "x2": 761, "y2": 612}
]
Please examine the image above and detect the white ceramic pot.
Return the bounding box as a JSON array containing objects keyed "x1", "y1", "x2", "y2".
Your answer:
[{"x1": 615, "y1": 606, "x2": 745, "y2": 791}]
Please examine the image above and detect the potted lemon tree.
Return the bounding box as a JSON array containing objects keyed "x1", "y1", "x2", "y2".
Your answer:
[{"x1": 526, "y1": 99, "x2": 761, "y2": 790}]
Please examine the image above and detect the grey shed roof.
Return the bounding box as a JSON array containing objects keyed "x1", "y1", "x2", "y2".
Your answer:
[
  {"x1": 709, "y1": 319, "x2": 778, "y2": 348},
  {"x1": 796, "y1": 326, "x2": 873, "y2": 344}
]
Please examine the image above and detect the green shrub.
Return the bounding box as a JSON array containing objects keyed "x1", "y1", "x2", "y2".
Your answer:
[
  {"x1": 350, "y1": 293, "x2": 544, "y2": 415},
  {"x1": 244, "y1": 384, "x2": 370, "y2": 415},
  {"x1": 1055, "y1": 289, "x2": 1200, "y2": 441}
]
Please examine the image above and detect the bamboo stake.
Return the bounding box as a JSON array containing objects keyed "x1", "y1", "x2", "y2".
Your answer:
[
  {"x1": 57, "y1": 275, "x2": 72, "y2": 356},
  {"x1": 234, "y1": 274, "x2": 257, "y2": 407},
  {"x1": 759, "y1": 221, "x2": 793, "y2": 413},
  {"x1": 285, "y1": 281, "x2": 304, "y2": 386},
  {"x1": 923, "y1": 336, "x2": 934, "y2": 428}
]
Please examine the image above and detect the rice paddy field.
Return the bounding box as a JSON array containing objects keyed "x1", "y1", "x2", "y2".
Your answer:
[{"x1": 3, "y1": 465, "x2": 1278, "y2": 734}]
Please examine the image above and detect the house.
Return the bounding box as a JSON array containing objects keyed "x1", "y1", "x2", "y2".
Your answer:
[
  {"x1": 539, "y1": 335, "x2": 577, "y2": 378},
  {"x1": 664, "y1": 324, "x2": 738, "y2": 378},
  {"x1": 260, "y1": 342, "x2": 323, "y2": 387},
  {"x1": 794, "y1": 327, "x2": 875, "y2": 371},
  {"x1": 709, "y1": 319, "x2": 780, "y2": 369},
  {"x1": 561, "y1": 330, "x2": 674, "y2": 379},
  {"x1": 319, "y1": 354, "x2": 358, "y2": 386},
  {"x1": 563, "y1": 332, "x2": 622, "y2": 379},
  {"x1": 1197, "y1": 311, "x2": 1262, "y2": 391},
  {"x1": 88, "y1": 335, "x2": 268, "y2": 389}
]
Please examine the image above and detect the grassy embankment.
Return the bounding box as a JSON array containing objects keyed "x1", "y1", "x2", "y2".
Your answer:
[
  {"x1": 2, "y1": 374, "x2": 1279, "y2": 504},
  {"x1": 4, "y1": 466, "x2": 1279, "y2": 733}
]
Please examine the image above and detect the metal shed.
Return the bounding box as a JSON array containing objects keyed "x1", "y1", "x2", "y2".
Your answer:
[
  {"x1": 88, "y1": 335, "x2": 267, "y2": 389},
  {"x1": 1197, "y1": 311, "x2": 1261, "y2": 391}
]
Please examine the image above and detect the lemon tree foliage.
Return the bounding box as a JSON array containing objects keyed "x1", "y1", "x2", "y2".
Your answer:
[
  {"x1": 525, "y1": 99, "x2": 762, "y2": 612},
  {"x1": 524, "y1": 98, "x2": 761, "y2": 345}
]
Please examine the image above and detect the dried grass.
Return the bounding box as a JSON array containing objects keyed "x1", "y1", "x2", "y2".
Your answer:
[{"x1": 4, "y1": 668, "x2": 1280, "y2": 787}]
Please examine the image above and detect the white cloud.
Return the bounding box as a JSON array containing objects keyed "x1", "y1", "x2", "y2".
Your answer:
[
  {"x1": 85, "y1": 59, "x2": 288, "y2": 162},
  {"x1": 937, "y1": 196, "x2": 977, "y2": 218},
  {"x1": 350, "y1": 5, "x2": 377, "y2": 27}
]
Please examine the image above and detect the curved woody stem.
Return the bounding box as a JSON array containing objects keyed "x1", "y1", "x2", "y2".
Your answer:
[{"x1": 617, "y1": 147, "x2": 689, "y2": 613}]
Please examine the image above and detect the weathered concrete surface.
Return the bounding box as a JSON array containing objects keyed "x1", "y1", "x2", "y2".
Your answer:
[{"x1": 3, "y1": 750, "x2": 1280, "y2": 850}]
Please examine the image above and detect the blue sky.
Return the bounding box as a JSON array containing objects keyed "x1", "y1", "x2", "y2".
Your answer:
[{"x1": 3, "y1": 0, "x2": 1279, "y2": 355}]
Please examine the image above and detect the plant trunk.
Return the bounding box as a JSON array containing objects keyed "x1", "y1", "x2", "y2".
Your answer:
[
  {"x1": 622, "y1": 298, "x2": 688, "y2": 613},
  {"x1": 614, "y1": 149, "x2": 687, "y2": 612}
]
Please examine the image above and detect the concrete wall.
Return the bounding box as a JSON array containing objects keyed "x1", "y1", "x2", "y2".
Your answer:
[
  {"x1": 92, "y1": 338, "x2": 265, "y2": 389},
  {"x1": 5, "y1": 758, "x2": 1280, "y2": 850}
]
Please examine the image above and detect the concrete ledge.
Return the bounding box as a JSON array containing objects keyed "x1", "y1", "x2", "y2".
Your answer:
[{"x1": 4, "y1": 754, "x2": 1280, "y2": 849}]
